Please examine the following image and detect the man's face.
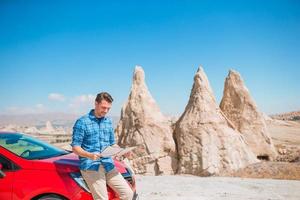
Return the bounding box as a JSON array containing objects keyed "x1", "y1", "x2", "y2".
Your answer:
[{"x1": 94, "y1": 100, "x2": 112, "y2": 118}]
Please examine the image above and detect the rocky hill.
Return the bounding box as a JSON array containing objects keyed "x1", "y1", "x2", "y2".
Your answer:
[{"x1": 271, "y1": 111, "x2": 300, "y2": 121}]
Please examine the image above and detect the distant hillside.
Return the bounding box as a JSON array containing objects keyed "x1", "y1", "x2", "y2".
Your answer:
[
  {"x1": 0, "y1": 113, "x2": 79, "y2": 127},
  {"x1": 0, "y1": 113, "x2": 120, "y2": 128},
  {"x1": 271, "y1": 111, "x2": 300, "y2": 121}
]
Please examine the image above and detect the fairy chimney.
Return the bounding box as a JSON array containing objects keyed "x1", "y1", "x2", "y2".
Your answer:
[
  {"x1": 220, "y1": 70, "x2": 277, "y2": 160},
  {"x1": 116, "y1": 66, "x2": 177, "y2": 175},
  {"x1": 174, "y1": 67, "x2": 258, "y2": 176}
]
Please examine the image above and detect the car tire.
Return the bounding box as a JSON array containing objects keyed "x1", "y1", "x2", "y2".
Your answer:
[{"x1": 37, "y1": 194, "x2": 65, "y2": 200}]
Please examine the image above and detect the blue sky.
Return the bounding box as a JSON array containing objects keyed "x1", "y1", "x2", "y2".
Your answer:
[{"x1": 0, "y1": 0, "x2": 299, "y2": 116}]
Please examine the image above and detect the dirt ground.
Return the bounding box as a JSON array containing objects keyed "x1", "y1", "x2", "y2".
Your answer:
[
  {"x1": 135, "y1": 175, "x2": 300, "y2": 200},
  {"x1": 268, "y1": 120, "x2": 300, "y2": 147},
  {"x1": 224, "y1": 119, "x2": 300, "y2": 180},
  {"x1": 135, "y1": 119, "x2": 300, "y2": 199}
]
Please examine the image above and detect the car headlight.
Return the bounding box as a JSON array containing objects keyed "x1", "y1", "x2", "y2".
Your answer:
[
  {"x1": 122, "y1": 167, "x2": 135, "y2": 186},
  {"x1": 70, "y1": 172, "x2": 90, "y2": 193}
]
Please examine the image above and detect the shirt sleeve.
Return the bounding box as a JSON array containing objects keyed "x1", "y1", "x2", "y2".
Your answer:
[
  {"x1": 71, "y1": 119, "x2": 85, "y2": 147},
  {"x1": 108, "y1": 119, "x2": 116, "y2": 145}
]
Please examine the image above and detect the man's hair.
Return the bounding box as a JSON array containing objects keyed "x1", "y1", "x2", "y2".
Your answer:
[{"x1": 95, "y1": 92, "x2": 113, "y2": 103}]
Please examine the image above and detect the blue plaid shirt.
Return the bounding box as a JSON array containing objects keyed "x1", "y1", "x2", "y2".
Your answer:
[{"x1": 71, "y1": 110, "x2": 115, "y2": 172}]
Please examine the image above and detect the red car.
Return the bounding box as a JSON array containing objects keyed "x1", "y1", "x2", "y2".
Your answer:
[{"x1": 0, "y1": 132, "x2": 138, "y2": 200}]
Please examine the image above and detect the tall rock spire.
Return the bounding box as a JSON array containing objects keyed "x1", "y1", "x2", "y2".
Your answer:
[
  {"x1": 220, "y1": 70, "x2": 277, "y2": 160},
  {"x1": 174, "y1": 67, "x2": 257, "y2": 175},
  {"x1": 116, "y1": 66, "x2": 177, "y2": 175}
]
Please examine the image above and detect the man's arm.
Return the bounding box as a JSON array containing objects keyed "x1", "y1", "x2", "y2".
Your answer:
[
  {"x1": 71, "y1": 119, "x2": 101, "y2": 161},
  {"x1": 72, "y1": 146, "x2": 101, "y2": 161}
]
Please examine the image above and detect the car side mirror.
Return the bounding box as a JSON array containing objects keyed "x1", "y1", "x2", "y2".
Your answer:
[{"x1": 0, "y1": 163, "x2": 6, "y2": 178}]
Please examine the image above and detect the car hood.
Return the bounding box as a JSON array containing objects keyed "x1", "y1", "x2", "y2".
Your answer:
[
  {"x1": 30, "y1": 152, "x2": 80, "y2": 172},
  {"x1": 30, "y1": 153, "x2": 128, "y2": 173}
]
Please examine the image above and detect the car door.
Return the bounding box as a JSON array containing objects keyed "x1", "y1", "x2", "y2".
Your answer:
[{"x1": 0, "y1": 154, "x2": 15, "y2": 200}]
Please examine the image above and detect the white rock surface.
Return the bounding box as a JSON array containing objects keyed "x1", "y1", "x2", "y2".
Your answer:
[
  {"x1": 220, "y1": 70, "x2": 277, "y2": 160},
  {"x1": 174, "y1": 67, "x2": 258, "y2": 175},
  {"x1": 116, "y1": 66, "x2": 177, "y2": 175}
]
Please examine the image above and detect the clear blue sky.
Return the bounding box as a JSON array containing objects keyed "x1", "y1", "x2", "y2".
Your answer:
[{"x1": 0, "y1": 0, "x2": 299, "y2": 116}]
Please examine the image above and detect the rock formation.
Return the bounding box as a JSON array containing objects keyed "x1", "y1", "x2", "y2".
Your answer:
[
  {"x1": 174, "y1": 67, "x2": 258, "y2": 176},
  {"x1": 262, "y1": 112, "x2": 273, "y2": 123},
  {"x1": 39, "y1": 121, "x2": 66, "y2": 134},
  {"x1": 40, "y1": 121, "x2": 55, "y2": 134},
  {"x1": 220, "y1": 70, "x2": 277, "y2": 160},
  {"x1": 116, "y1": 66, "x2": 177, "y2": 175},
  {"x1": 24, "y1": 126, "x2": 40, "y2": 134},
  {"x1": 0, "y1": 124, "x2": 19, "y2": 132},
  {"x1": 45, "y1": 121, "x2": 55, "y2": 132}
]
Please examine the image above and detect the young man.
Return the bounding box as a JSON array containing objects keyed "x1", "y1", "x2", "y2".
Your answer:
[{"x1": 71, "y1": 92, "x2": 133, "y2": 200}]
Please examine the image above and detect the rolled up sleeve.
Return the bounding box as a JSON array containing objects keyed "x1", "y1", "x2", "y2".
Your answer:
[
  {"x1": 71, "y1": 119, "x2": 85, "y2": 147},
  {"x1": 108, "y1": 120, "x2": 115, "y2": 145}
]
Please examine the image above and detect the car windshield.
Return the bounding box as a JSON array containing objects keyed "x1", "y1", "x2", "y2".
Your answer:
[{"x1": 0, "y1": 133, "x2": 69, "y2": 160}]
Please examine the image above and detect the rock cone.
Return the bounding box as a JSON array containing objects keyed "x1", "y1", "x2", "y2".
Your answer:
[
  {"x1": 116, "y1": 66, "x2": 177, "y2": 175},
  {"x1": 174, "y1": 67, "x2": 258, "y2": 175},
  {"x1": 220, "y1": 70, "x2": 277, "y2": 160}
]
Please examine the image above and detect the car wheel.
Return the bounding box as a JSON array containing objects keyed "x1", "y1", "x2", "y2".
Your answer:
[{"x1": 37, "y1": 194, "x2": 65, "y2": 200}]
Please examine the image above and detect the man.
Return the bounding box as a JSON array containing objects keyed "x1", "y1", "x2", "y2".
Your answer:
[{"x1": 71, "y1": 92, "x2": 133, "y2": 200}]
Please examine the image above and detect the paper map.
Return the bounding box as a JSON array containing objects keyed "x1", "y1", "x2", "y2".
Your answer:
[{"x1": 100, "y1": 146, "x2": 136, "y2": 157}]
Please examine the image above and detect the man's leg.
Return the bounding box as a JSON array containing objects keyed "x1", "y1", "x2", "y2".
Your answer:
[
  {"x1": 81, "y1": 166, "x2": 108, "y2": 200},
  {"x1": 106, "y1": 168, "x2": 134, "y2": 200}
]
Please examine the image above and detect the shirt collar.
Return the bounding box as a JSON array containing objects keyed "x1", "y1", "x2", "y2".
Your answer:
[{"x1": 89, "y1": 109, "x2": 106, "y2": 121}]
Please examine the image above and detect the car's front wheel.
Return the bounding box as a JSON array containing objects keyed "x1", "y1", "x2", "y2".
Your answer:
[{"x1": 37, "y1": 194, "x2": 66, "y2": 200}]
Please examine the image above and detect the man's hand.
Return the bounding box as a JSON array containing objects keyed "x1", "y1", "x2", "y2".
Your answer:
[
  {"x1": 89, "y1": 153, "x2": 101, "y2": 160},
  {"x1": 72, "y1": 146, "x2": 102, "y2": 160}
]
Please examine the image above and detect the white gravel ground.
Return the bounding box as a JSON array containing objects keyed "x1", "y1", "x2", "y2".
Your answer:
[{"x1": 135, "y1": 175, "x2": 300, "y2": 200}]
